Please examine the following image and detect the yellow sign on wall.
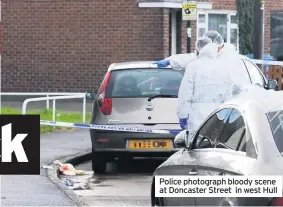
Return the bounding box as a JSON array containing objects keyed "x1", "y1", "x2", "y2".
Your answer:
[{"x1": 182, "y1": 1, "x2": 197, "y2": 21}]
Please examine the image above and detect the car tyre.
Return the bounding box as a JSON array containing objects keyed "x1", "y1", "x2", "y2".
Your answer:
[
  {"x1": 92, "y1": 150, "x2": 107, "y2": 174},
  {"x1": 153, "y1": 197, "x2": 165, "y2": 206}
]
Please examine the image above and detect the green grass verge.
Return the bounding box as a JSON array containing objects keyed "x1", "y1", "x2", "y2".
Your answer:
[{"x1": 1, "y1": 107, "x2": 91, "y2": 134}]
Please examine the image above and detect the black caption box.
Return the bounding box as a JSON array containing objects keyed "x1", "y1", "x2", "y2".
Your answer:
[{"x1": 0, "y1": 115, "x2": 40, "y2": 174}]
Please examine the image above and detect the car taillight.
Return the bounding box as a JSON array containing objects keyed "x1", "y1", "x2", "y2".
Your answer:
[
  {"x1": 98, "y1": 95, "x2": 112, "y2": 115},
  {"x1": 270, "y1": 197, "x2": 283, "y2": 206},
  {"x1": 97, "y1": 72, "x2": 112, "y2": 115}
]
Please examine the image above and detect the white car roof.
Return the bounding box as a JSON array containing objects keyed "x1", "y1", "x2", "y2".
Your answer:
[
  {"x1": 108, "y1": 61, "x2": 172, "y2": 71},
  {"x1": 239, "y1": 54, "x2": 249, "y2": 60},
  {"x1": 108, "y1": 54, "x2": 250, "y2": 71},
  {"x1": 221, "y1": 86, "x2": 283, "y2": 113}
]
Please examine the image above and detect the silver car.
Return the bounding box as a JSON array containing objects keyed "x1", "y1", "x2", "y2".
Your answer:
[
  {"x1": 151, "y1": 89, "x2": 283, "y2": 206},
  {"x1": 86, "y1": 60, "x2": 277, "y2": 174},
  {"x1": 86, "y1": 62, "x2": 184, "y2": 173}
]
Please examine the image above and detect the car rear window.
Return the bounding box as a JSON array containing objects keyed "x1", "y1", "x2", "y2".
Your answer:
[
  {"x1": 106, "y1": 68, "x2": 184, "y2": 98},
  {"x1": 266, "y1": 110, "x2": 283, "y2": 153}
]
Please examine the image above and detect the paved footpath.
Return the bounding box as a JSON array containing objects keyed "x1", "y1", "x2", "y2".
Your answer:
[
  {"x1": 66, "y1": 159, "x2": 162, "y2": 206},
  {"x1": 1, "y1": 129, "x2": 91, "y2": 206}
]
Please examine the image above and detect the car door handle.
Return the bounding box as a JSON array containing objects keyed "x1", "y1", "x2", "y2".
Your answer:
[
  {"x1": 188, "y1": 167, "x2": 198, "y2": 175},
  {"x1": 188, "y1": 171, "x2": 198, "y2": 175}
]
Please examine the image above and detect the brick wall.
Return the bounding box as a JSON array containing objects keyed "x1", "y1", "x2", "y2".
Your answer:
[
  {"x1": 162, "y1": 8, "x2": 170, "y2": 58},
  {"x1": 1, "y1": 0, "x2": 166, "y2": 92},
  {"x1": 0, "y1": 23, "x2": 2, "y2": 55},
  {"x1": 181, "y1": 21, "x2": 187, "y2": 53},
  {"x1": 0, "y1": 0, "x2": 1, "y2": 56},
  {"x1": 191, "y1": 21, "x2": 197, "y2": 52}
]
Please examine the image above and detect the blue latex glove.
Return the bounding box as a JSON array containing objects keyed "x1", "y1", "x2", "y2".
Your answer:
[
  {"x1": 154, "y1": 59, "x2": 170, "y2": 68},
  {"x1": 179, "y1": 118, "x2": 187, "y2": 130},
  {"x1": 62, "y1": 178, "x2": 74, "y2": 186}
]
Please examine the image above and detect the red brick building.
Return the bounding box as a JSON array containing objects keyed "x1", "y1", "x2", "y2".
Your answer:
[
  {"x1": 1, "y1": 0, "x2": 283, "y2": 92},
  {"x1": 0, "y1": 1, "x2": 2, "y2": 56}
]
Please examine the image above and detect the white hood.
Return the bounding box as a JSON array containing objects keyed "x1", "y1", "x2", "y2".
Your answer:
[
  {"x1": 198, "y1": 43, "x2": 218, "y2": 59},
  {"x1": 177, "y1": 42, "x2": 231, "y2": 132},
  {"x1": 218, "y1": 43, "x2": 238, "y2": 57}
]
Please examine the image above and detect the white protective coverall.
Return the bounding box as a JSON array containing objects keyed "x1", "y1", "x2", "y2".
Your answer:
[
  {"x1": 165, "y1": 53, "x2": 196, "y2": 70},
  {"x1": 218, "y1": 43, "x2": 251, "y2": 85},
  {"x1": 177, "y1": 42, "x2": 240, "y2": 133}
]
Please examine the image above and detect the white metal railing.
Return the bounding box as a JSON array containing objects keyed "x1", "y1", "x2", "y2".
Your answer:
[
  {"x1": 1, "y1": 92, "x2": 84, "y2": 109},
  {"x1": 21, "y1": 94, "x2": 87, "y2": 123}
]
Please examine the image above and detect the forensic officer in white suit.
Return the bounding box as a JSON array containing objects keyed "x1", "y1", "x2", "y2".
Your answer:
[{"x1": 177, "y1": 37, "x2": 242, "y2": 134}]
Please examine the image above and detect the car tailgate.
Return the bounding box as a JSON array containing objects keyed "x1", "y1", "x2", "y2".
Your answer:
[{"x1": 106, "y1": 97, "x2": 179, "y2": 126}]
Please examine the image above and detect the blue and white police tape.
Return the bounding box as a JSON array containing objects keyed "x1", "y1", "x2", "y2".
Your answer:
[
  {"x1": 40, "y1": 120, "x2": 182, "y2": 135},
  {"x1": 250, "y1": 59, "x2": 283, "y2": 66}
]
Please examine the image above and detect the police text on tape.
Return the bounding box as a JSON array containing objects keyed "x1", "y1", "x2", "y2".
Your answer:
[{"x1": 155, "y1": 176, "x2": 282, "y2": 197}]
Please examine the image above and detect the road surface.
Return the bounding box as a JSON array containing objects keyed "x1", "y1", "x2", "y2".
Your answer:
[{"x1": 60, "y1": 158, "x2": 166, "y2": 206}]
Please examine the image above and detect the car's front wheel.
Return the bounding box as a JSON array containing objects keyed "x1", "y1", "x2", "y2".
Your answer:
[
  {"x1": 152, "y1": 182, "x2": 165, "y2": 206},
  {"x1": 153, "y1": 197, "x2": 165, "y2": 206},
  {"x1": 92, "y1": 150, "x2": 108, "y2": 174}
]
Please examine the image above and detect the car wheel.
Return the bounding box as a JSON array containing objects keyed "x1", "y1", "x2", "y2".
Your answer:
[
  {"x1": 92, "y1": 150, "x2": 107, "y2": 174},
  {"x1": 154, "y1": 197, "x2": 165, "y2": 206}
]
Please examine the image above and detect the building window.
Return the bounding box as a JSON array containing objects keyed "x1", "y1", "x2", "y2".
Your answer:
[
  {"x1": 208, "y1": 14, "x2": 228, "y2": 41},
  {"x1": 197, "y1": 10, "x2": 238, "y2": 50},
  {"x1": 198, "y1": 14, "x2": 205, "y2": 23},
  {"x1": 270, "y1": 11, "x2": 283, "y2": 60}
]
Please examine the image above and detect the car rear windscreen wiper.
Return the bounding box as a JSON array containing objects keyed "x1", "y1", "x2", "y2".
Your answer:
[{"x1": 148, "y1": 94, "x2": 177, "y2": 101}]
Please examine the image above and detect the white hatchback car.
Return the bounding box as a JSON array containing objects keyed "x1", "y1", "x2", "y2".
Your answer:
[{"x1": 239, "y1": 55, "x2": 277, "y2": 89}]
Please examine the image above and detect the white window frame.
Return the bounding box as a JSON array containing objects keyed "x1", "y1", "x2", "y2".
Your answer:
[
  {"x1": 196, "y1": 9, "x2": 239, "y2": 51},
  {"x1": 171, "y1": 9, "x2": 178, "y2": 55}
]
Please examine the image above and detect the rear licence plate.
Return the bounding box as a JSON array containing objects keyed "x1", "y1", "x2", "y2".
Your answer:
[{"x1": 128, "y1": 139, "x2": 171, "y2": 149}]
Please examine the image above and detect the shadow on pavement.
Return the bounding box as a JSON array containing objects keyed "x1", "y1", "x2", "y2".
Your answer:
[
  {"x1": 108, "y1": 157, "x2": 166, "y2": 175},
  {"x1": 76, "y1": 157, "x2": 167, "y2": 175}
]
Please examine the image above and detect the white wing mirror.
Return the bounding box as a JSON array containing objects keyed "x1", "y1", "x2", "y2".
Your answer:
[
  {"x1": 174, "y1": 130, "x2": 191, "y2": 148},
  {"x1": 266, "y1": 79, "x2": 278, "y2": 90}
]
